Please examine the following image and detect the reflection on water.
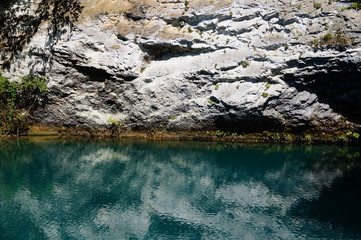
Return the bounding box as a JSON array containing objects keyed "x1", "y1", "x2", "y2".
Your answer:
[{"x1": 0, "y1": 138, "x2": 360, "y2": 239}]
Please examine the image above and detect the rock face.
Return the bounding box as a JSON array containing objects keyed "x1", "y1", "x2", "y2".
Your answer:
[{"x1": 2, "y1": 0, "x2": 361, "y2": 132}]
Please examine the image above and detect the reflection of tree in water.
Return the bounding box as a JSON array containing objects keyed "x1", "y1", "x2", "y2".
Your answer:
[
  {"x1": 0, "y1": 140, "x2": 55, "y2": 198},
  {"x1": 0, "y1": 0, "x2": 83, "y2": 69}
]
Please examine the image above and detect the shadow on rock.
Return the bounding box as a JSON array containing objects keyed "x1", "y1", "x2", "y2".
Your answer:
[
  {"x1": 283, "y1": 59, "x2": 361, "y2": 125},
  {"x1": 0, "y1": 0, "x2": 83, "y2": 69}
]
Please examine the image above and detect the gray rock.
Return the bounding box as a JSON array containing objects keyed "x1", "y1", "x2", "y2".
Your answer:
[{"x1": 1, "y1": 0, "x2": 361, "y2": 132}]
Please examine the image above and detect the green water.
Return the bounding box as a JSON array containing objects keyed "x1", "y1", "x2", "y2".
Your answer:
[{"x1": 0, "y1": 139, "x2": 361, "y2": 240}]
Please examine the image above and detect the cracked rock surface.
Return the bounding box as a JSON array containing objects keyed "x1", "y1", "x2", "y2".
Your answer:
[{"x1": 2, "y1": 0, "x2": 361, "y2": 132}]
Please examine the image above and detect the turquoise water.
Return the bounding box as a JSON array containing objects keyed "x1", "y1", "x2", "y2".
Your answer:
[{"x1": 0, "y1": 138, "x2": 361, "y2": 240}]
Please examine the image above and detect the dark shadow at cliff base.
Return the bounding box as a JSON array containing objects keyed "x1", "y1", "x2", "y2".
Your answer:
[{"x1": 214, "y1": 115, "x2": 285, "y2": 133}]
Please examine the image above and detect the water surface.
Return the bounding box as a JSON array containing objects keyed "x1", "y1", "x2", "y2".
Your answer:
[{"x1": 0, "y1": 138, "x2": 361, "y2": 239}]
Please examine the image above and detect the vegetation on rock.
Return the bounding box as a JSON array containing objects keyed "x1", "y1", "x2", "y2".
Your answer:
[
  {"x1": 310, "y1": 32, "x2": 350, "y2": 50},
  {"x1": 346, "y1": 0, "x2": 361, "y2": 10}
]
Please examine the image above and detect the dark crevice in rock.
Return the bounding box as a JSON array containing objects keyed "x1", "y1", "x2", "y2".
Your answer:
[
  {"x1": 217, "y1": 27, "x2": 253, "y2": 36},
  {"x1": 213, "y1": 76, "x2": 270, "y2": 83},
  {"x1": 164, "y1": 15, "x2": 215, "y2": 28},
  {"x1": 197, "y1": 69, "x2": 217, "y2": 76},
  {"x1": 49, "y1": 88, "x2": 72, "y2": 99},
  {"x1": 234, "y1": 13, "x2": 261, "y2": 22},
  {"x1": 183, "y1": 74, "x2": 214, "y2": 85},
  {"x1": 73, "y1": 65, "x2": 113, "y2": 82},
  {"x1": 261, "y1": 12, "x2": 279, "y2": 21},
  {"x1": 117, "y1": 73, "x2": 137, "y2": 81},
  {"x1": 124, "y1": 12, "x2": 144, "y2": 21},
  {"x1": 209, "y1": 96, "x2": 220, "y2": 104},
  {"x1": 140, "y1": 42, "x2": 215, "y2": 61},
  {"x1": 116, "y1": 33, "x2": 129, "y2": 41},
  {"x1": 260, "y1": 44, "x2": 288, "y2": 51}
]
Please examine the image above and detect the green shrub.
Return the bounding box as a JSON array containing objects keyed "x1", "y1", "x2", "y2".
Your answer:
[
  {"x1": 215, "y1": 130, "x2": 227, "y2": 137},
  {"x1": 346, "y1": 131, "x2": 360, "y2": 139},
  {"x1": 0, "y1": 74, "x2": 47, "y2": 136},
  {"x1": 323, "y1": 33, "x2": 333, "y2": 41},
  {"x1": 338, "y1": 134, "x2": 349, "y2": 142},
  {"x1": 0, "y1": 75, "x2": 17, "y2": 107},
  {"x1": 352, "y1": 132, "x2": 360, "y2": 139},
  {"x1": 17, "y1": 74, "x2": 47, "y2": 107},
  {"x1": 284, "y1": 134, "x2": 293, "y2": 142},
  {"x1": 304, "y1": 134, "x2": 312, "y2": 142}
]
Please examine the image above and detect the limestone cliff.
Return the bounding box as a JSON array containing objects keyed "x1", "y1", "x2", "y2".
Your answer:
[{"x1": 1, "y1": 0, "x2": 361, "y2": 133}]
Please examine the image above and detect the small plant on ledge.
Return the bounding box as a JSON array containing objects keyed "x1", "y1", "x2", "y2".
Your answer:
[
  {"x1": 309, "y1": 32, "x2": 350, "y2": 50},
  {"x1": 261, "y1": 92, "x2": 269, "y2": 98},
  {"x1": 241, "y1": 61, "x2": 250, "y2": 68},
  {"x1": 108, "y1": 117, "x2": 126, "y2": 137},
  {"x1": 314, "y1": 2, "x2": 322, "y2": 9}
]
